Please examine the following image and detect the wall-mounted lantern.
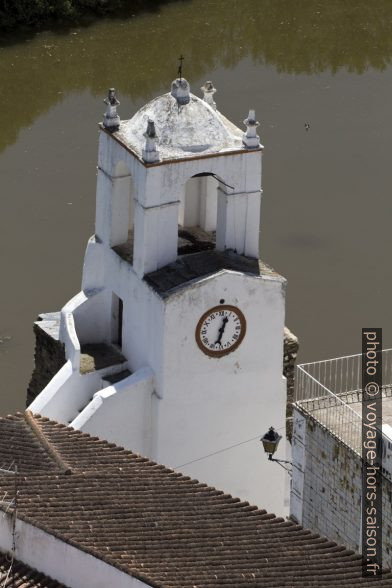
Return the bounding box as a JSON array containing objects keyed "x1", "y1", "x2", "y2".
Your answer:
[{"x1": 261, "y1": 426, "x2": 292, "y2": 474}]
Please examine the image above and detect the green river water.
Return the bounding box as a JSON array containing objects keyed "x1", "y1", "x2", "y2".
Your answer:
[{"x1": 0, "y1": 0, "x2": 392, "y2": 413}]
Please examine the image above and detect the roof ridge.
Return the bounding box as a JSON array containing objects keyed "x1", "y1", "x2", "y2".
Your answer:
[{"x1": 24, "y1": 411, "x2": 72, "y2": 475}]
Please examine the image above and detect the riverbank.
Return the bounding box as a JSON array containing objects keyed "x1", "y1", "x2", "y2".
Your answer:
[{"x1": 0, "y1": 0, "x2": 176, "y2": 33}]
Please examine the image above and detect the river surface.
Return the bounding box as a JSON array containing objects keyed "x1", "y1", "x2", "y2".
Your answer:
[{"x1": 0, "y1": 0, "x2": 392, "y2": 414}]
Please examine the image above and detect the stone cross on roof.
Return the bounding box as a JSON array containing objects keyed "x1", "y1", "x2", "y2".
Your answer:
[{"x1": 177, "y1": 54, "x2": 184, "y2": 81}]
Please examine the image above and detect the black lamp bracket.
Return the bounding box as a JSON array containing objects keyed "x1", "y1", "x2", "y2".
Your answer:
[{"x1": 268, "y1": 454, "x2": 292, "y2": 475}]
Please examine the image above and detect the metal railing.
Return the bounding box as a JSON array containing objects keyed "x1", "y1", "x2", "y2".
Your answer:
[{"x1": 294, "y1": 349, "x2": 392, "y2": 455}]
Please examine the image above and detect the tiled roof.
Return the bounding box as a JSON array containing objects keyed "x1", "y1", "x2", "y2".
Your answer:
[
  {"x1": 0, "y1": 551, "x2": 67, "y2": 587},
  {"x1": 0, "y1": 413, "x2": 59, "y2": 474},
  {"x1": 145, "y1": 249, "x2": 284, "y2": 297},
  {"x1": 0, "y1": 413, "x2": 391, "y2": 588}
]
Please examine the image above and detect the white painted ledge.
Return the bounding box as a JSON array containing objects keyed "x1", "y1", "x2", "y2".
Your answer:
[
  {"x1": 0, "y1": 513, "x2": 149, "y2": 588},
  {"x1": 71, "y1": 367, "x2": 155, "y2": 456},
  {"x1": 29, "y1": 360, "x2": 73, "y2": 417}
]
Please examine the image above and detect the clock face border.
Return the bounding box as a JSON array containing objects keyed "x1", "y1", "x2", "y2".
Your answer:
[{"x1": 195, "y1": 304, "x2": 247, "y2": 358}]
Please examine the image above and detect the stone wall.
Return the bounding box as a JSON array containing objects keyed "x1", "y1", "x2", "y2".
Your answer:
[
  {"x1": 283, "y1": 327, "x2": 299, "y2": 441},
  {"x1": 292, "y1": 407, "x2": 392, "y2": 569},
  {"x1": 26, "y1": 313, "x2": 66, "y2": 407}
]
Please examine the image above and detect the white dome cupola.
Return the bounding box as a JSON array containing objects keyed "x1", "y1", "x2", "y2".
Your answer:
[{"x1": 117, "y1": 77, "x2": 245, "y2": 161}]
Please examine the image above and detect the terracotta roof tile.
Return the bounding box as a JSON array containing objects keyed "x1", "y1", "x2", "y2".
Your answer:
[
  {"x1": 0, "y1": 413, "x2": 390, "y2": 587},
  {"x1": 0, "y1": 415, "x2": 58, "y2": 474},
  {"x1": 0, "y1": 551, "x2": 67, "y2": 587}
]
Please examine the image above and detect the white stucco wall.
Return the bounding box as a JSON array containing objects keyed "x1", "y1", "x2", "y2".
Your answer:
[
  {"x1": 96, "y1": 131, "x2": 262, "y2": 276},
  {"x1": 75, "y1": 234, "x2": 166, "y2": 379},
  {"x1": 58, "y1": 288, "x2": 111, "y2": 371},
  {"x1": 71, "y1": 367, "x2": 155, "y2": 457},
  {"x1": 29, "y1": 362, "x2": 125, "y2": 425},
  {"x1": 179, "y1": 176, "x2": 218, "y2": 230},
  {"x1": 154, "y1": 270, "x2": 287, "y2": 514},
  {"x1": 0, "y1": 514, "x2": 149, "y2": 588},
  {"x1": 72, "y1": 288, "x2": 111, "y2": 345},
  {"x1": 290, "y1": 409, "x2": 306, "y2": 524},
  {"x1": 31, "y1": 239, "x2": 163, "y2": 425}
]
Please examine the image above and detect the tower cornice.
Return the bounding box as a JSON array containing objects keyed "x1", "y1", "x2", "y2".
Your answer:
[{"x1": 99, "y1": 123, "x2": 262, "y2": 168}]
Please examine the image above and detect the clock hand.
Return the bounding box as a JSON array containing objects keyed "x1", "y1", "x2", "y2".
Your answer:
[{"x1": 214, "y1": 316, "x2": 229, "y2": 345}]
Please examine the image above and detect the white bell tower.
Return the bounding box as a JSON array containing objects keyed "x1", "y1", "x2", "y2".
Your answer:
[{"x1": 31, "y1": 79, "x2": 288, "y2": 515}]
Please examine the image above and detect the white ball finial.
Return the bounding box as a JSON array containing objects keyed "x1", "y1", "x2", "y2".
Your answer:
[
  {"x1": 103, "y1": 88, "x2": 120, "y2": 132},
  {"x1": 201, "y1": 81, "x2": 217, "y2": 110},
  {"x1": 171, "y1": 78, "x2": 191, "y2": 105},
  {"x1": 142, "y1": 118, "x2": 160, "y2": 163},
  {"x1": 243, "y1": 109, "x2": 260, "y2": 149}
]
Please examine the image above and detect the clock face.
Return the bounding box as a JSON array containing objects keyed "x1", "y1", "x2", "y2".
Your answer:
[{"x1": 195, "y1": 305, "x2": 246, "y2": 357}]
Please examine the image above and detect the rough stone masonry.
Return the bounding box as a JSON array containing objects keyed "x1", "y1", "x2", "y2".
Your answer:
[
  {"x1": 292, "y1": 407, "x2": 392, "y2": 570},
  {"x1": 26, "y1": 313, "x2": 65, "y2": 407}
]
